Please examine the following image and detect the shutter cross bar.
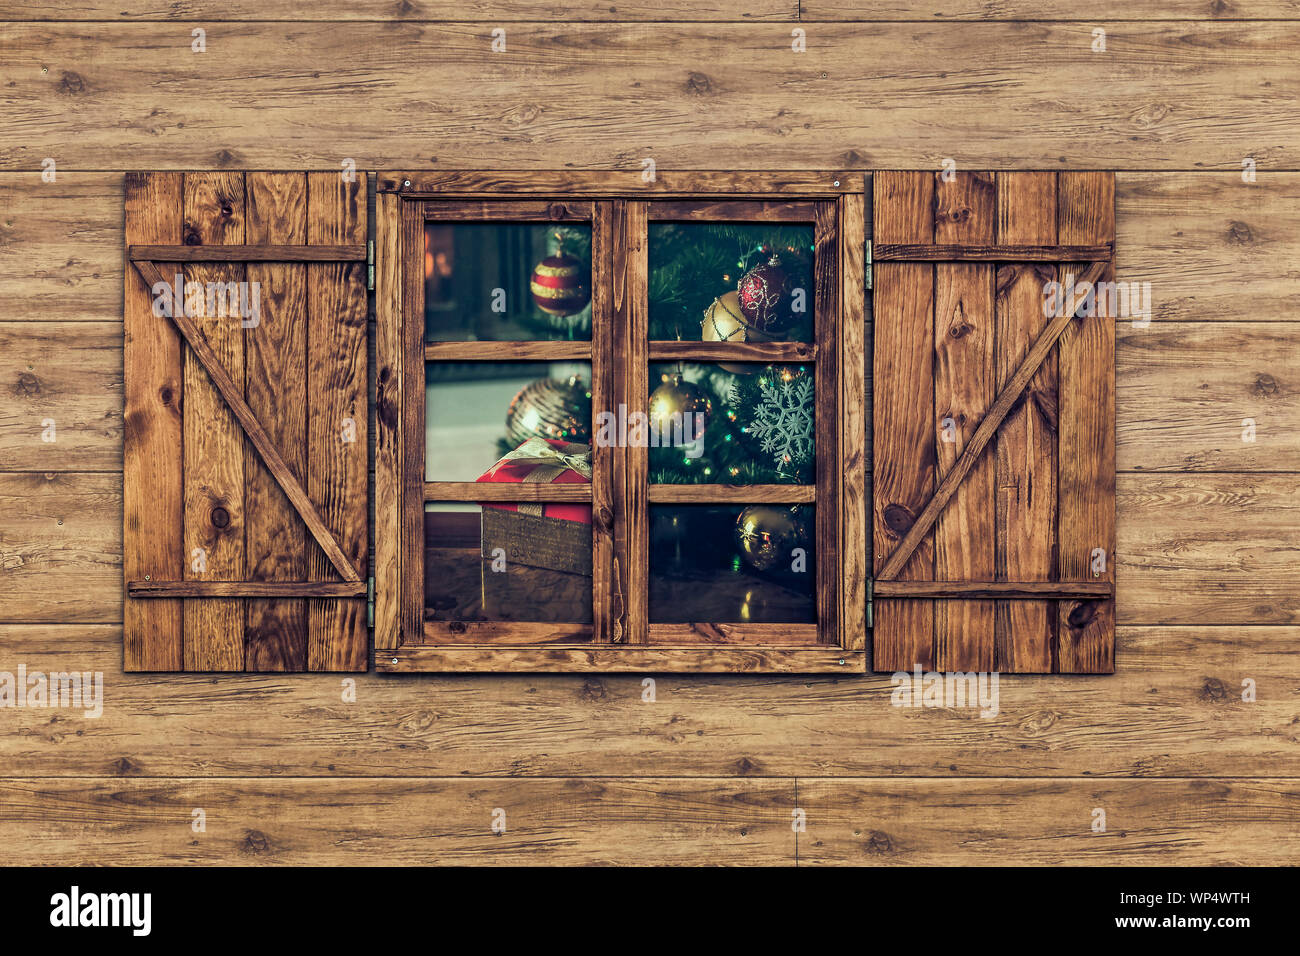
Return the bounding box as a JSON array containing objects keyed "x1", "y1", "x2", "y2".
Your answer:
[
  {"x1": 876, "y1": 259, "x2": 1108, "y2": 583},
  {"x1": 130, "y1": 258, "x2": 363, "y2": 585}
]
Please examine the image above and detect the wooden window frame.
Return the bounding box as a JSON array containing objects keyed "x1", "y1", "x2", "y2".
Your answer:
[{"x1": 375, "y1": 171, "x2": 867, "y2": 673}]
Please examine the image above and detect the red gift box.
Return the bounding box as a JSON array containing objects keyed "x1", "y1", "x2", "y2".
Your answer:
[
  {"x1": 476, "y1": 437, "x2": 592, "y2": 524},
  {"x1": 476, "y1": 438, "x2": 593, "y2": 579}
]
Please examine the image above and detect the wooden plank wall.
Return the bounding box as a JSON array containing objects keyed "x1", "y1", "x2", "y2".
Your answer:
[{"x1": 0, "y1": 4, "x2": 1298, "y2": 864}]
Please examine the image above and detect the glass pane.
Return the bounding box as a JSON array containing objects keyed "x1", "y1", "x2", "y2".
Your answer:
[
  {"x1": 646, "y1": 362, "x2": 814, "y2": 484},
  {"x1": 426, "y1": 503, "x2": 592, "y2": 624},
  {"x1": 426, "y1": 361, "x2": 592, "y2": 482},
  {"x1": 648, "y1": 222, "x2": 814, "y2": 342},
  {"x1": 425, "y1": 222, "x2": 592, "y2": 341},
  {"x1": 649, "y1": 505, "x2": 815, "y2": 624}
]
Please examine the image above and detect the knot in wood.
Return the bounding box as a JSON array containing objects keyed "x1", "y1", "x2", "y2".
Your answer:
[
  {"x1": 883, "y1": 503, "x2": 915, "y2": 536},
  {"x1": 210, "y1": 506, "x2": 230, "y2": 529}
]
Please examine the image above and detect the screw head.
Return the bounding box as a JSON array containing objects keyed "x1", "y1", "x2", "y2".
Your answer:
[
  {"x1": 144, "y1": 574, "x2": 151, "y2": 581},
  {"x1": 839, "y1": 658, "x2": 845, "y2": 665},
  {"x1": 403, "y1": 180, "x2": 411, "y2": 187},
  {"x1": 833, "y1": 180, "x2": 840, "y2": 187},
  {"x1": 391, "y1": 657, "x2": 399, "y2": 664}
]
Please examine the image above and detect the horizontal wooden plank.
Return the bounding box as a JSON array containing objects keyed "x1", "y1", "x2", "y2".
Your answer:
[
  {"x1": 3, "y1": 173, "x2": 1295, "y2": 325},
  {"x1": 1118, "y1": 473, "x2": 1300, "y2": 625},
  {"x1": 383, "y1": 171, "x2": 858, "y2": 196},
  {"x1": 421, "y1": 622, "x2": 594, "y2": 645},
  {"x1": 874, "y1": 242, "x2": 1112, "y2": 262},
  {"x1": 0, "y1": 624, "x2": 1291, "y2": 777},
  {"x1": 424, "y1": 341, "x2": 592, "y2": 362},
  {"x1": 874, "y1": 581, "x2": 1114, "y2": 599},
  {"x1": 6, "y1": 471, "x2": 1294, "y2": 625},
  {"x1": 1117, "y1": 322, "x2": 1300, "y2": 471},
  {"x1": 129, "y1": 244, "x2": 365, "y2": 262},
  {"x1": 647, "y1": 623, "x2": 820, "y2": 645},
  {"x1": 802, "y1": 1, "x2": 1300, "y2": 19},
  {"x1": 647, "y1": 484, "x2": 816, "y2": 503},
  {"x1": 0, "y1": 321, "x2": 122, "y2": 470},
  {"x1": 10, "y1": 1, "x2": 1299, "y2": 21},
  {"x1": 127, "y1": 581, "x2": 368, "y2": 598},
  {"x1": 0, "y1": 777, "x2": 795, "y2": 866},
  {"x1": 1117, "y1": 173, "x2": 1300, "y2": 323},
  {"x1": 0, "y1": 1, "x2": 800, "y2": 22},
  {"x1": 6, "y1": 24, "x2": 1299, "y2": 170},
  {"x1": 0, "y1": 173, "x2": 123, "y2": 322},
  {"x1": 648, "y1": 200, "x2": 817, "y2": 221},
  {"x1": 384, "y1": 644, "x2": 865, "y2": 672},
  {"x1": 797, "y1": 778, "x2": 1300, "y2": 865},
  {"x1": 647, "y1": 342, "x2": 816, "y2": 362},
  {"x1": 424, "y1": 482, "x2": 591, "y2": 502},
  {"x1": 0, "y1": 473, "x2": 120, "y2": 623}
]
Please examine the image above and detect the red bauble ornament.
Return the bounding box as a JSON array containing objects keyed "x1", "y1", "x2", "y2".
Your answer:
[
  {"x1": 736, "y1": 254, "x2": 795, "y2": 336},
  {"x1": 531, "y1": 251, "x2": 591, "y2": 317}
]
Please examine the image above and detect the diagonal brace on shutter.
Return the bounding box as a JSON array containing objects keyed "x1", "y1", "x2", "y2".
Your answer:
[
  {"x1": 131, "y1": 258, "x2": 362, "y2": 586},
  {"x1": 876, "y1": 259, "x2": 1108, "y2": 584}
]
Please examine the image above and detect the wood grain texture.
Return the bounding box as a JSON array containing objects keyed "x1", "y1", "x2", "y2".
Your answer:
[
  {"x1": 797, "y1": 778, "x2": 1300, "y2": 866},
  {"x1": 305, "y1": 172, "x2": 368, "y2": 672},
  {"x1": 10, "y1": 1, "x2": 1298, "y2": 20},
  {"x1": 374, "y1": 192, "x2": 403, "y2": 652},
  {"x1": 0, "y1": 624, "x2": 1291, "y2": 778},
  {"x1": 804, "y1": 1, "x2": 1300, "y2": 18},
  {"x1": 243, "y1": 172, "x2": 309, "y2": 672},
  {"x1": 623, "y1": 202, "x2": 649, "y2": 645},
  {"x1": 0, "y1": 473, "x2": 120, "y2": 624},
  {"x1": 384, "y1": 644, "x2": 864, "y2": 672},
  {"x1": 1056, "y1": 173, "x2": 1117, "y2": 673},
  {"x1": 181, "y1": 171, "x2": 247, "y2": 672},
  {"x1": 1119, "y1": 473, "x2": 1300, "y2": 625},
  {"x1": 7, "y1": 173, "x2": 1297, "y2": 326},
  {"x1": 994, "y1": 172, "x2": 1058, "y2": 673},
  {"x1": 813, "y1": 201, "x2": 840, "y2": 645},
  {"x1": 0, "y1": 322, "x2": 122, "y2": 471},
  {"x1": 122, "y1": 172, "x2": 182, "y2": 670},
  {"x1": 872, "y1": 171, "x2": 934, "y2": 671},
  {"x1": 4, "y1": 25, "x2": 1300, "y2": 170},
  {"x1": 932, "y1": 171, "x2": 995, "y2": 671},
  {"x1": 839, "y1": 191, "x2": 868, "y2": 653},
  {"x1": 0, "y1": 777, "x2": 796, "y2": 866},
  {"x1": 1117, "y1": 322, "x2": 1300, "y2": 472}
]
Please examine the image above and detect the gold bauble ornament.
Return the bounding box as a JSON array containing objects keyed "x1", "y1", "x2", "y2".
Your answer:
[
  {"x1": 702, "y1": 291, "x2": 750, "y2": 342},
  {"x1": 648, "y1": 374, "x2": 713, "y2": 436},
  {"x1": 734, "y1": 505, "x2": 803, "y2": 572},
  {"x1": 702, "y1": 290, "x2": 776, "y2": 375},
  {"x1": 505, "y1": 375, "x2": 592, "y2": 447}
]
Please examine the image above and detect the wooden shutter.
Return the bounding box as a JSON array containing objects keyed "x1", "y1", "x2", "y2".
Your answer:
[
  {"x1": 124, "y1": 171, "x2": 369, "y2": 672},
  {"x1": 872, "y1": 171, "x2": 1115, "y2": 674}
]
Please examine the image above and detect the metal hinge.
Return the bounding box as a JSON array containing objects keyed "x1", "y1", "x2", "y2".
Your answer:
[
  {"x1": 864, "y1": 239, "x2": 872, "y2": 291},
  {"x1": 866, "y1": 577, "x2": 874, "y2": 630},
  {"x1": 366, "y1": 575, "x2": 375, "y2": 629},
  {"x1": 366, "y1": 239, "x2": 375, "y2": 291}
]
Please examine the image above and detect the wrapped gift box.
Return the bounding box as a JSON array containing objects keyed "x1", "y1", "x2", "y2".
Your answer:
[{"x1": 477, "y1": 438, "x2": 592, "y2": 577}]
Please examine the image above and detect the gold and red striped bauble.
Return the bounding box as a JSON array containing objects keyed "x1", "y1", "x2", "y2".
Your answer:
[{"x1": 530, "y1": 251, "x2": 591, "y2": 317}]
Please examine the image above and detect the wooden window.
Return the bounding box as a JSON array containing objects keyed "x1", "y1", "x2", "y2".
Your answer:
[
  {"x1": 123, "y1": 171, "x2": 369, "y2": 672},
  {"x1": 375, "y1": 172, "x2": 867, "y2": 672},
  {"x1": 871, "y1": 171, "x2": 1116, "y2": 674}
]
